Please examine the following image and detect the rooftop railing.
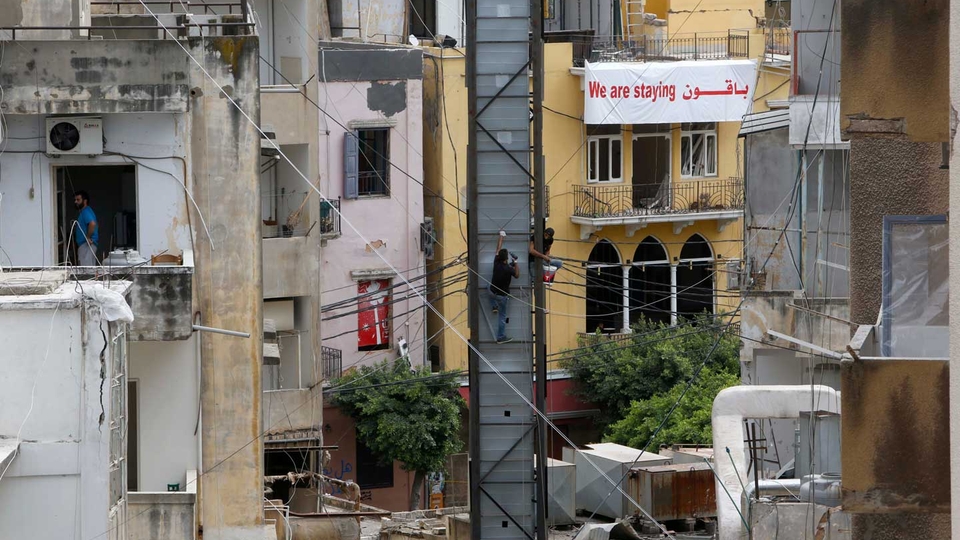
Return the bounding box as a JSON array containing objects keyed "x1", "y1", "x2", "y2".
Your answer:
[{"x1": 564, "y1": 31, "x2": 751, "y2": 68}]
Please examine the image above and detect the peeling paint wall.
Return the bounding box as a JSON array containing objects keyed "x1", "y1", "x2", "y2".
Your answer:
[
  {"x1": 186, "y1": 35, "x2": 266, "y2": 534},
  {"x1": 319, "y1": 45, "x2": 426, "y2": 371},
  {"x1": 0, "y1": 114, "x2": 192, "y2": 266},
  {"x1": 841, "y1": 358, "x2": 950, "y2": 519},
  {"x1": 840, "y1": 0, "x2": 949, "y2": 142},
  {"x1": 0, "y1": 292, "x2": 125, "y2": 540}
]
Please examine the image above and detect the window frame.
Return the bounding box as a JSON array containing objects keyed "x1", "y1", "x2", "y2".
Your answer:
[
  {"x1": 356, "y1": 128, "x2": 391, "y2": 197},
  {"x1": 679, "y1": 123, "x2": 718, "y2": 179},
  {"x1": 586, "y1": 133, "x2": 623, "y2": 184},
  {"x1": 357, "y1": 279, "x2": 392, "y2": 352}
]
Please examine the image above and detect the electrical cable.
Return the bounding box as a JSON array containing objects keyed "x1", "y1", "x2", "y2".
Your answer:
[{"x1": 122, "y1": 6, "x2": 678, "y2": 536}]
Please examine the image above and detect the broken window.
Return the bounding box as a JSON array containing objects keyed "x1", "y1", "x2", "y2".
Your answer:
[
  {"x1": 357, "y1": 279, "x2": 391, "y2": 351},
  {"x1": 586, "y1": 125, "x2": 622, "y2": 183},
  {"x1": 344, "y1": 129, "x2": 391, "y2": 198},
  {"x1": 680, "y1": 122, "x2": 717, "y2": 178}
]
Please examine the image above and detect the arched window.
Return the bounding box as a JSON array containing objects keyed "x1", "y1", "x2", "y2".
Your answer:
[
  {"x1": 585, "y1": 240, "x2": 622, "y2": 333},
  {"x1": 629, "y1": 237, "x2": 671, "y2": 326},
  {"x1": 677, "y1": 234, "x2": 714, "y2": 319}
]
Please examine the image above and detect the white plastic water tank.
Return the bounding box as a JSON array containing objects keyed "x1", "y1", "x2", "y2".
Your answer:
[{"x1": 104, "y1": 249, "x2": 147, "y2": 267}]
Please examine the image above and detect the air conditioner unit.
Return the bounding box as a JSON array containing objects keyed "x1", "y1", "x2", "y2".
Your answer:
[{"x1": 46, "y1": 117, "x2": 103, "y2": 155}]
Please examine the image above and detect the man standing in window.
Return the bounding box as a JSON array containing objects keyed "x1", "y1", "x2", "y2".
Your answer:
[
  {"x1": 74, "y1": 190, "x2": 99, "y2": 266},
  {"x1": 529, "y1": 227, "x2": 563, "y2": 284},
  {"x1": 490, "y1": 230, "x2": 519, "y2": 344}
]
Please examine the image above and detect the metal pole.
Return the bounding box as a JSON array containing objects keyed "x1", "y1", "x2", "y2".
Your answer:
[
  {"x1": 192, "y1": 324, "x2": 252, "y2": 338},
  {"x1": 465, "y1": 0, "x2": 481, "y2": 530},
  {"x1": 670, "y1": 264, "x2": 678, "y2": 326},
  {"x1": 532, "y1": 0, "x2": 548, "y2": 533}
]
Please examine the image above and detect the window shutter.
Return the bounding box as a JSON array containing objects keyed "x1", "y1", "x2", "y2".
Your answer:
[{"x1": 343, "y1": 131, "x2": 359, "y2": 199}]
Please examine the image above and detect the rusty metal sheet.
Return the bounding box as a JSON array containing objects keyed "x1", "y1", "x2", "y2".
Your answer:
[{"x1": 628, "y1": 463, "x2": 717, "y2": 521}]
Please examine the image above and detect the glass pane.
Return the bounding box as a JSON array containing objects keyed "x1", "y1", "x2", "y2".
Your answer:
[
  {"x1": 691, "y1": 133, "x2": 705, "y2": 176},
  {"x1": 706, "y1": 134, "x2": 717, "y2": 175},
  {"x1": 611, "y1": 139, "x2": 622, "y2": 180},
  {"x1": 599, "y1": 138, "x2": 610, "y2": 181},
  {"x1": 680, "y1": 136, "x2": 691, "y2": 176},
  {"x1": 588, "y1": 139, "x2": 597, "y2": 180}
]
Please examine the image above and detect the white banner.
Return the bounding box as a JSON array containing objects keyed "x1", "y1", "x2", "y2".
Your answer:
[{"x1": 584, "y1": 59, "x2": 757, "y2": 124}]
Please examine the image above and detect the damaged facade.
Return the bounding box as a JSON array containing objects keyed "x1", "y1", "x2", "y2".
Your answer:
[
  {"x1": 0, "y1": 2, "x2": 271, "y2": 538},
  {"x1": 838, "y1": 0, "x2": 951, "y2": 538},
  {"x1": 736, "y1": 0, "x2": 849, "y2": 485}
]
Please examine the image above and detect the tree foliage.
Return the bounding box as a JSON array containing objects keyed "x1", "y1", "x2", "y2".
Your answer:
[
  {"x1": 559, "y1": 316, "x2": 740, "y2": 442},
  {"x1": 332, "y1": 358, "x2": 465, "y2": 508},
  {"x1": 606, "y1": 366, "x2": 741, "y2": 450}
]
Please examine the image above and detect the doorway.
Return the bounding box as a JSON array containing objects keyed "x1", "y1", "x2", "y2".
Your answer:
[
  {"x1": 632, "y1": 128, "x2": 671, "y2": 211},
  {"x1": 55, "y1": 165, "x2": 137, "y2": 265},
  {"x1": 585, "y1": 240, "x2": 622, "y2": 333},
  {"x1": 677, "y1": 234, "x2": 714, "y2": 318},
  {"x1": 629, "y1": 237, "x2": 671, "y2": 325}
]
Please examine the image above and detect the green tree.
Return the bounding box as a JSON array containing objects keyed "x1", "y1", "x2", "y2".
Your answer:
[
  {"x1": 559, "y1": 316, "x2": 740, "y2": 437},
  {"x1": 606, "y1": 366, "x2": 741, "y2": 450},
  {"x1": 332, "y1": 358, "x2": 465, "y2": 510}
]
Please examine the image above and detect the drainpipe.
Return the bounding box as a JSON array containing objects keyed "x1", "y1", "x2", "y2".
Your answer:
[{"x1": 711, "y1": 385, "x2": 840, "y2": 540}]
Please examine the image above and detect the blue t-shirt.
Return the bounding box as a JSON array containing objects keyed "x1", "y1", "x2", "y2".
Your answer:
[{"x1": 76, "y1": 206, "x2": 99, "y2": 246}]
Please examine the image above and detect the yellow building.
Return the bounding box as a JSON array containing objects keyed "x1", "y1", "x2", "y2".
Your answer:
[{"x1": 423, "y1": 5, "x2": 790, "y2": 372}]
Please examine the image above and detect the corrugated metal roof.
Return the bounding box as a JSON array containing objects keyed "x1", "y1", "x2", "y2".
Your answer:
[{"x1": 739, "y1": 108, "x2": 790, "y2": 136}]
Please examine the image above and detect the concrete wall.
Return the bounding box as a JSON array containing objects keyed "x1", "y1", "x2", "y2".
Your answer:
[
  {"x1": 847, "y1": 134, "x2": 947, "y2": 326},
  {"x1": 319, "y1": 46, "x2": 426, "y2": 370},
  {"x1": 0, "y1": 114, "x2": 193, "y2": 267},
  {"x1": 841, "y1": 357, "x2": 950, "y2": 516},
  {"x1": 128, "y1": 492, "x2": 197, "y2": 540},
  {"x1": 0, "y1": 285, "x2": 125, "y2": 540},
  {"x1": 129, "y1": 338, "x2": 200, "y2": 492},
  {"x1": 0, "y1": 0, "x2": 90, "y2": 39},
  {"x1": 840, "y1": 0, "x2": 949, "y2": 142}
]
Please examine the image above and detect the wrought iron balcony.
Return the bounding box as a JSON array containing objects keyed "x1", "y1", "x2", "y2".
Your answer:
[
  {"x1": 568, "y1": 31, "x2": 751, "y2": 68},
  {"x1": 571, "y1": 179, "x2": 743, "y2": 237},
  {"x1": 574, "y1": 179, "x2": 743, "y2": 217},
  {"x1": 321, "y1": 345, "x2": 343, "y2": 382}
]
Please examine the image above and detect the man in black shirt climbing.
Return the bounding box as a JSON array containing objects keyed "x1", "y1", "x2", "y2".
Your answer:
[
  {"x1": 489, "y1": 230, "x2": 520, "y2": 344},
  {"x1": 529, "y1": 227, "x2": 562, "y2": 284}
]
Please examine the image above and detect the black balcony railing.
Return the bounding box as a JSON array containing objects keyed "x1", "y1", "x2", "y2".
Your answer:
[
  {"x1": 321, "y1": 346, "x2": 342, "y2": 381},
  {"x1": 572, "y1": 179, "x2": 744, "y2": 219},
  {"x1": 569, "y1": 31, "x2": 751, "y2": 68},
  {"x1": 764, "y1": 27, "x2": 792, "y2": 57},
  {"x1": 320, "y1": 197, "x2": 341, "y2": 238},
  {"x1": 358, "y1": 171, "x2": 390, "y2": 197}
]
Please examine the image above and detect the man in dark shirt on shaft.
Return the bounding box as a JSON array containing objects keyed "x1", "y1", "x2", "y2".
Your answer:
[
  {"x1": 489, "y1": 230, "x2": 520, "y2": 344},
  {"x1": 529, "y1": 227, "x2": 562, "y2": 283}
]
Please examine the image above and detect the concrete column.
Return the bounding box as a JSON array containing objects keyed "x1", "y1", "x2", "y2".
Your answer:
[
  {"x1": 621, "y1": 265, "x2": 630, "y2": 332},
  {"x1": 188, "y1": 36, "x2": 268, "y2": 537},
  {"x1": 670, "y1": 264, "x2": 678, "y2": 326}
]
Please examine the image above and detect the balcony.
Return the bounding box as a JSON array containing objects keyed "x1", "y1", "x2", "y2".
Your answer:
[
  {"x1": 571, "y1": 179, "x2": 743, "y2": 238},
  {"x1": 761, "y1": 26, "x2": 792, "y2": 69},
  {"x1": 322, "y1": 345, "x2": 343, "y2": 382},
  {"x1": 320, "y1": 198, "x2": 342, "y2": 238},
  {"x1": 569, "y1": 31, "x2": 751, "y2": 68}
]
